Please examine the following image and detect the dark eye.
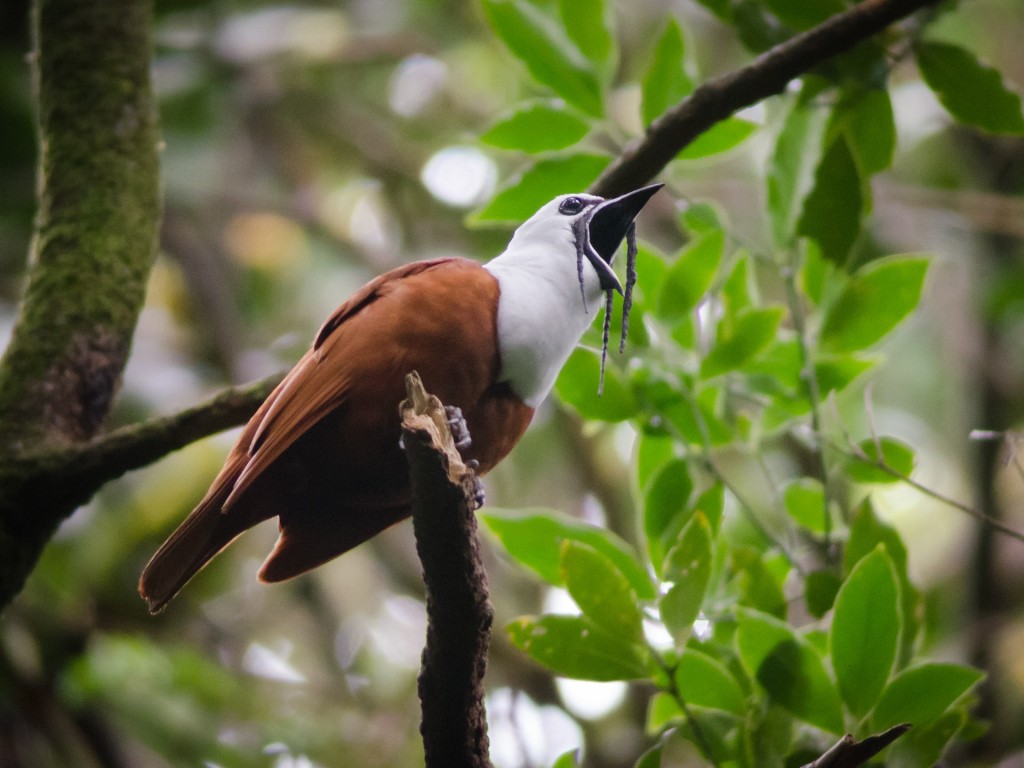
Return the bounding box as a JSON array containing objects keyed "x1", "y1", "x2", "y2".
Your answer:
[{"x1": 558, "y1": 196, "x2": 585, "y2": 215}]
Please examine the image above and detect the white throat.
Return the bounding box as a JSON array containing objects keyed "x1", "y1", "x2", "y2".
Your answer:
[{"x1": 484, "y1": 227, "x2": 605, "y2": 408}]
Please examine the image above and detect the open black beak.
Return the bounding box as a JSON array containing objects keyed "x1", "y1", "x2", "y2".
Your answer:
[{"x1": 583, "y1": 183, "x2": 663, "y2": 293}]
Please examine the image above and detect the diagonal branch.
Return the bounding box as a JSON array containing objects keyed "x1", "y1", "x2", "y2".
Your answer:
[{"x1": 591, "y1": 0, "x2": 942, "y2": 198}]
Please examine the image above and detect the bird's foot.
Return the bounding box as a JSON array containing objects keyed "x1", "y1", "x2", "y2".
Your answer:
[
  {"x1": 445, "y1": 405, "x2": 472, "y2": 451},
  {"x1": 465, "y1": 459, "x2": 485, "y2": 510}
]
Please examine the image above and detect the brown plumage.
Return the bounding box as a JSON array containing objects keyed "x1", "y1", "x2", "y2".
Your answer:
[{"x1": 139, "y1": 257, "x2": 533, "y2": 613}]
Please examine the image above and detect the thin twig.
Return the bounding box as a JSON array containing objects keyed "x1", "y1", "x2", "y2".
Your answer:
[
  {"x1": 839, "y1": 437, "x2": 1024, "y2": 545},
  {"x1": 799, "y1": 723, "x2": 911, "y2": 768}
]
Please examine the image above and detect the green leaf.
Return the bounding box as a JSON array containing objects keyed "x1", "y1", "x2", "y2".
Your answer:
[
  {"x1": 889, "y1": 710, "x2": 967, "y2": 768},
  {"x1": 636, "y1": 431, "x2": 675, "y2": 492},
  {"x1": 678, "y1": 117, "x2": 758, "y2": 160},
  {"x1": 916, "y1": 41, "x2": 1024, "y2": 135},
  {"x1": 797, "y1": 133, "x2": 864, "y2": 266},
  {"x1": 558, "y1": 0, "x2": 615, "y2": 73},
  {"x1": 551, "y1": 749, "x2": 580, "y2": 768},
  {"x1": 768, "y1": 97, "x2": 828, "y2": 247},
  {"x1": 507, "y1": 614, "x2": 649, "y2": 680},
  {"x1": 693, "y1": 481, "x2": 725, "y2": 534},
  {"x1": 846, "y1": 500, "x2": 921, "y2": 666},
  {"x1": 845, "y1": 500, "x2": 908, "y2": 574},
  {"x1": 735, "y1": 608, "x2": 844, "y2": 733},
  {"x1": 561, "y1": 541, "x2": 644, "y2": 641},
  {"x1": 646, "y1": 691, "x2": 683, "y2": 733},
  {"x1": 481, "y1": 0, "x2": 604, "y2": 116},
  {"x1": 659, "y1": 513, "x2": 713, "y2": 644},
  {"x1": 632, "y1": 242, "x2": 670, "y2": 309},
  {"x1": 644, "y1": 458, "x2": 694, "y2": 567},
  {"x1": 783, "y1": 478, "x2": 829, "y2": 534},
  {"x1": 801, "y1": 238, "x2": 829, "y2": 304},
  {"x1": 833, "y1": 88, "x2": 896, "y2": 175},
  {"x1": 872, "y1": 663, "x2": 985, "y2": 730},
  {"x1": 735, "y1": 549, "x2": 787, "y2": 619},
  {"x1": 555, "y1": 347, "x2": 639, "y2": 421},
  {"x1": 481, "y1": 508, "x2": 655, "y2": 598},
  {"x1": 474, "y1": 153, "x2": 610, "y2": 223},
  {"x1": 845, "y1": 437, "x2": 916, "y2": 484},
  {"x1": 642, "y1": 20, "x2": 692, "y2": 126},
  {"x1": 691, "y1": 0, "x2": 732, "y2": 23},
  {"x1": 656, "y1": 230, "x2": 724, "y2": 321},
  {"x1": 679, "y1": 201, "x2": 724, "y2": 236},
  {"x1": 663, "y1": 388, "x2": 732, "y2": 447},
  {"x1": 674, "y1": 649, "x2": 746, "y2": 715},
  {"x1": 700, "y1": 306, "x2": 785, "y2": 378},
  {"x1": 479, "y1": 100, "x2": 591, "y2": 152},
  {"x1": 815, "y1": 354, "x2": 876, "y2": 395},
  {"x1": 805, "y1": 570, "x2": 841, "y2": 618},
  {"x1": 831, "y1": 547, "x2": 900, "y2": 716},
  {"x1": 634, "y1": 743, "x2": 664, "y2": 768},
  {"x1": 819, "y1": 256, "x2": 929, "y2": 353},
  {"x1": 721, "y1": 252, "x2": 752, "y2": 319}
]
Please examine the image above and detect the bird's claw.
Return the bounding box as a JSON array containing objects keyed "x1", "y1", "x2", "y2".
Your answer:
[
  {"x1": 445, "y1": 405, "x2": 472, "y2": 451},
  {"x1": 466, "y1": 459, "x2": 485, "y2": 510}
]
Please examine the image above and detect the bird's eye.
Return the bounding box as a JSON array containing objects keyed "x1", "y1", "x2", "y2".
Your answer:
[{"x1": 558, "y1": 196, "x2": 585, "y2": 215}]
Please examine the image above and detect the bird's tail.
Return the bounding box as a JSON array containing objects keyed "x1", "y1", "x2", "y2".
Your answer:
[{"x1": 139, "y1": 490, "x2": 240, "y2": 614}]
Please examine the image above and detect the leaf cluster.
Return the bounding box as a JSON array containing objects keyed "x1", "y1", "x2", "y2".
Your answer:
[{"x1": 473, "y1": 0, "x2": 1023, "y2": 764}]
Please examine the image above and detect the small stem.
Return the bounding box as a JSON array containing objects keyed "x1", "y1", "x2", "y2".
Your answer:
[
  {"x1": 649, "y1": 650, "x2": 720, "y2": 768},
  {"x1": 783, "y1": 258, "x2": 833, "y2": 550},
  {"x1": 674, "y1": 385, "x2": 803, "y2": 573},
  {"x1": 837, "y1": 437, "x2": 1024, "y2": 545}
]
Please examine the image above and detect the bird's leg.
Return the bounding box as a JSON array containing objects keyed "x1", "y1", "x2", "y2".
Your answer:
[
  {"x1": 444, "y1": 405, "x2": 472, "y2": 451},
  {"x1": 465, "y1": 459, "x2": 485, "y2": 511},
  {"x1": 442, "y1": 404, "x2": 483, "y2": 508}
]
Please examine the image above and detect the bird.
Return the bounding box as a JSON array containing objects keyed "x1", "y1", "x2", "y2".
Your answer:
[{"x1": 139, "y1": 183, "x2": 662, "y2": 613}]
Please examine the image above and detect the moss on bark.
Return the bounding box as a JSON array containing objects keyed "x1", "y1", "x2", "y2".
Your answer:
[
  {"x1": 0, "y1": 0, "x2": 160, "y2": 450},
  {"x1": 0, "y1": 0, "x2": 159, "y2": 608}
]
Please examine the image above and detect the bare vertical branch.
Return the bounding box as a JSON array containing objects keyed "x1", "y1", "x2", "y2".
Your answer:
[{"x1": 401, "y1": 373, "x2": 492, "y2": 768}]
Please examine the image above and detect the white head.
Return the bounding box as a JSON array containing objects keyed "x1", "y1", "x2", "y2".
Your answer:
[{"x1": 484, "y1": 184, "x2": 661, "y2": 405}]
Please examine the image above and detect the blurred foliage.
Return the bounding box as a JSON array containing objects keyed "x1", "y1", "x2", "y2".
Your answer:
[{"x1": 2, "y1": 0, "x2": 1024, "y2": 766}]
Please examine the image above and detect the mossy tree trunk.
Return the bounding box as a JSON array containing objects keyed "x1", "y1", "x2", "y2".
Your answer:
[{"x1": 0, "y1": 0, "x2": 160, "y2": 609}]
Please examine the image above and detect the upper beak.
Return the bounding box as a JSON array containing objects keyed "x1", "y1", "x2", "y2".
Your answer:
[{"x1": 584, "y1": 183, "x2": 663, "y2": 293}]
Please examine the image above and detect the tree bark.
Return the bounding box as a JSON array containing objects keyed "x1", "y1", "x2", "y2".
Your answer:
[
  {"x1": 0, "y1": 0, "x2": 159, "y2": 606},
  {"x1": 401, "y1": 373, "x2": 493, "y2": 768}
]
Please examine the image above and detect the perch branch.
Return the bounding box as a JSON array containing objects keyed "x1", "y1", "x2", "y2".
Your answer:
[{"x1": 401, "y1": 372, "x2": 492, "y2": 768}]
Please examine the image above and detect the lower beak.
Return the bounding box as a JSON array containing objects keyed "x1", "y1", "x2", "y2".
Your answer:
[{"x1": 585, "y1": 184, "x2": 663, "y2": 293}]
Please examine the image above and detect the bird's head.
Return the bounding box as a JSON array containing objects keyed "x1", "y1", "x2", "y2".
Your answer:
[
  {"x1": 500, "y1": 183, "x2": 662, "y2": 394},
  {"x1": 509, "y1": 184, "x2": 663, "y2": 296}
]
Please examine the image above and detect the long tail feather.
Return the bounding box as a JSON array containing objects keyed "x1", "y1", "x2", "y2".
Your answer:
[{"x1": 138, "y1": 491, "x2": 238, "y2": 614}]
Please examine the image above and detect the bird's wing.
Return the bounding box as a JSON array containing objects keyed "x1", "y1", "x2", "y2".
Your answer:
[
  {"x1": 139, "y1": 256, "x2": 475, "y2": 611},
  {"x1": 223, "y1": 256, "x2": 466, "y2": 509}
]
